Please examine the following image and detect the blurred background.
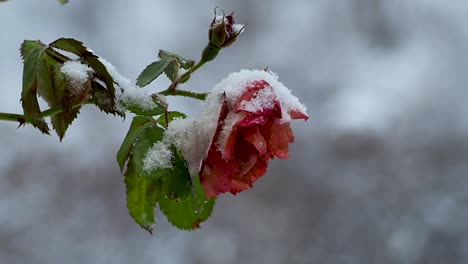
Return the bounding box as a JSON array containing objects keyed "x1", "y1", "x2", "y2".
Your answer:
[{"x1": 1, "y1": 0, "x2": 468, "y2": 263}]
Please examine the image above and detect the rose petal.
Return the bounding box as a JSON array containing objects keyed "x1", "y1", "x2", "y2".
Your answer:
[
  {"x1": 224, "y1": 124, "x2": 238, "y2": 160},
  {"x1": 266, "y1": 121, "x2": 294, "y2": 159},
  {"x1": 230, "y1": 154, "x2": 270, "y2": 195},
  {"x1": 242, "y1": 126, "x2": 267, "y2": 155},
  {"x1": 289, "y1": 109, "x2": 309, "y2": 121},
  {"x1": 200, "y1": 160, "x2": 237, "y2": 198},
  {"x1": 199, "y1": 94, "x2": 232, "y2": 198},
  {"x1": 225, "y1": 115, "x2": 267, "y2": 159}
]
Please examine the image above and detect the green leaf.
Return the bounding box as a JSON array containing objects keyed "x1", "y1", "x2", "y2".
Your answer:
[
  {"x1": 21, "y1": 46, "x2": 50, "y2": 134},
  {"x1": 121, "y1": 99, "x2": 165, "y2": 117},
  {"x1": 49, "y1": 38, "x2": 93, "y2": 58},
  {"x1": 36, "y1": 53, "x2": 77, "y2": 140},
  {"x1": 117, "y1": 116, "x2": 154, "y2": 171},
  {"x1": 57, "y1": 0, "x2": 68, "y2": 4},
  {"x1": 164, "y1": 59, "x2": 179, "y2": 83},
  {"x1": 125, "y1": 160, "x2": 160, "y2": 233},
  {"x1": 159, "y1": 176, "x2": 215, "y2": 230},
  {"x1": 20, "y1": 40, "x2": 45, "y2": 61},
  {"x1": 136, "y1": 59, "x2": 172, "y2": 87},
  {"x1": 36, "y1": 54, "x2": 68, "y2": 107},
  {"x1": 157, "y1": 111, "x2": 186, "y2": 127},
  {"x1": 158, "y1": 50, "x2": 195, "y2": 69},
  {"x1": 162, "y1": 147, "x2": 192, "y2": 201}
]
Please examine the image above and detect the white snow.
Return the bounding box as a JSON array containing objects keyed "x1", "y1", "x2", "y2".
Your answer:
[
  {"x1": 143, "y1": 141, "x2": 174, "y2": 171},
  {"x1": 164, "y1": 117, "x2": 202, "y2": 175},
  {"x1": 163, "y1": 69, "x2": 307, "y2": 175},
  {"x1": 60, "y1": 60, "x2": 93, "y2": 94},
  {"x1": 231, "y1": 24, "x2": 245, "y2": 33},
  {"x1": 98, "y1": 57, "x2": 159, "y2": 112}
]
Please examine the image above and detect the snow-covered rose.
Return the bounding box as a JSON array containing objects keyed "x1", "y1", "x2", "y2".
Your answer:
[{"x1": 199, "y1": 71, "x2": 308, "y2": 198}]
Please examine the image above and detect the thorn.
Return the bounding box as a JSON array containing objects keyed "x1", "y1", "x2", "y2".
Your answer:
[
  {"x1": 263, "y1": 66, "x2": 269, "y2": 72},
  {"x1": 17, "y1": 119, "x2": 26, "y2": 128},
  {"x1": 192, "y1": 219, "x2": 202, "y2": 229}
]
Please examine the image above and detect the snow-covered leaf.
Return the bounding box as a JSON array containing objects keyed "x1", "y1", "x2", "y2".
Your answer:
[
  {"x1": 92, "y1": 81, "x2": 125, "y2": 117},
  {"x1": 161, "y1": 147, "x2": 191, "y2": 201},
  {"x1": 50, "y1": 38, "x2": 116, "y2": 105},
  {"x1": 36, "y1": 54, "x2": 77, "y2": 140},
  {"x1": 131, "y1": 125, "x2": 170, "y2": 179}
]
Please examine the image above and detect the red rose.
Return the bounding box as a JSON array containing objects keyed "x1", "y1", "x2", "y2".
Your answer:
[{"x1": 199, "y1": 79, "x2": 308, "y2": 198}]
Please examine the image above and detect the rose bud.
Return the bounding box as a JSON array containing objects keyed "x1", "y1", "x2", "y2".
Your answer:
[
  {"x1": 198, "y1": 70, "x2": 308, "y2": 198},
  {"x1": 201, "y1": 11, "x2": 245, "y2": 62}
]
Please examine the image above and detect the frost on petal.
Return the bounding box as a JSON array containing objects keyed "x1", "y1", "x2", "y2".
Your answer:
[
  {"x1": 210, "y1": 69, "x2": 307, "y2": 126},
  {"x1": 143, "y1": 141, "x2": 174, "y2": 172},
  {"x1": 235, "y1": 80, "x2": 281, "y2": 118}
]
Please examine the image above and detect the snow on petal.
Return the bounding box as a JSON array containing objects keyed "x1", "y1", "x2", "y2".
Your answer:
[{"x1": 209, "y1": 69, "x2": 307, "y2": 152}]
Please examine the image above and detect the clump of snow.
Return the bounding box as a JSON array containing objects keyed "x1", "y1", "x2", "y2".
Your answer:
[
  {"x1": 164, "y1": 117, "x2": 204, "y2": 175},
  {"x1": 60, "y1": 60, "x2": 93, "y2": 94},
  {"x1": 98, "y1": 57, "x2": 159, "y2": 112},
  {"x1": 143, "y1": 141, "x2": 174, "y2": 171},
  {"x1": 163, "y1": 69, "x2": 307, "y2": 175},
  {"x1": 231, "y1": 24, "x2": 245, "y2": 33}
]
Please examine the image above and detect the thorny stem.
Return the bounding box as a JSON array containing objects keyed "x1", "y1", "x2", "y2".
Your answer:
[
  {"x1": 0, "y1": 99, "x2": 95, "y2": 124},
  {"x1": 159, "y1": 89, "x2": 207, "y2": 100}
]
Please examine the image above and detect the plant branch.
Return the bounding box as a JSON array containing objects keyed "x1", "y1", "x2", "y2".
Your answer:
[
  {"x1": 0, "y1": 99, "x2": 95, "y2": 124},
  {"x1": 178, "y1": 60, "x2": 206, "y2": 84},
  {"x1": 159, "y1": 89, "x2": 207, "y2": 100}
]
